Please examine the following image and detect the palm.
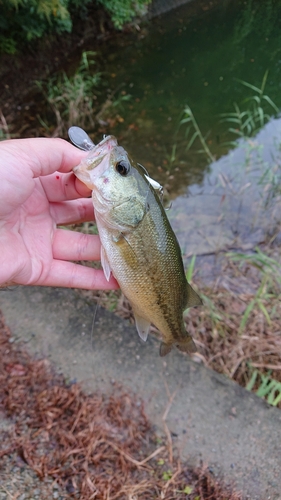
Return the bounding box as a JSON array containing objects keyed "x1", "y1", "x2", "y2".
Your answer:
[{"x1": 0, "y1": 138, "x2": 118, "y2": 290}]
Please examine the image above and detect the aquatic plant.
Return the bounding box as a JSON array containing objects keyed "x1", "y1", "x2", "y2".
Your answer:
[
  {"x1": 180, "y1": 72, "x2": 279, "y2": 162},
  {"x1": 220, "y1": 71, "x2": 279, "y2": 143},
  {"x1": 234, "y1": 0, "x2": 276, "y2": 46},
  {"x1": 180, "y1": 105, "x2": 215, "y2": 163}
]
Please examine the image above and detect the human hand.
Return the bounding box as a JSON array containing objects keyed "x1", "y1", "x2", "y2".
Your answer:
[{"x1": 0, "y1": 138, "x2": 119, "y2": 290}]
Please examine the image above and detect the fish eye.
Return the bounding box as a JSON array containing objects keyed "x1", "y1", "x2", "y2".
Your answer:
[{"x1": 115, "y1": 160, "x2": 130, "y2": 176}]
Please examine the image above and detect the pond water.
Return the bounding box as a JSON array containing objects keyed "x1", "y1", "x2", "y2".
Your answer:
[
  {"x1": 168, "y1": 118, "x2": 281, "y2": 279},
  {"x1": 92, "y1": 0, "x2": 281, "y2": 196},
  {"x1": 84, "y1": 0, "x2": 281, "y2": 276}
]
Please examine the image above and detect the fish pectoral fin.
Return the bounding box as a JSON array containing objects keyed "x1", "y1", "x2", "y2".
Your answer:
[
  {"x1": 176, "y1": 336, "x2": 197, "y2": 354},
  {"x1": 101, "y1": 246, "x2": 112, "y2": 282},
  {"x1": 133, "y1": 312, "x2": 150, "y2": 342},
  {"x1": 186, "y1": 282, "x2": 203, "y2": 308},
  {"x1": 159, "y1": 342, "x2": 173, "y2": 357}
]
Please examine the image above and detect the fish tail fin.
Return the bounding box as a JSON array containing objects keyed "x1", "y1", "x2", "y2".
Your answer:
[
  {"x1": 176, "y1": 336, "x2": 197, "y2": 354},
  {"x1": 159, "y1": 342, "x2": 173, "y2": 357}
]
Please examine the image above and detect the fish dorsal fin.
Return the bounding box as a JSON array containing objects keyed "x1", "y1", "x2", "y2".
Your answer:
[
  {"x1": 133, "y1": 310, "x2": 150, "y2": 342},
  {"x1": 186, "y1": 282, "x2": 202, "y2": 308},
  {"x1": 101, "y1": 246, "x2": 112, "y2": 282}
]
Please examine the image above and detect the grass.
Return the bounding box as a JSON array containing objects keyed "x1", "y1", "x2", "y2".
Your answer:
[
  {"x1": 180, "y1": 72, "x2": 280, "y2": 159},
  {"x1": 0, "y1": 111, "x2": 12, "y2": 141},
  {"x1": 180, "y1": 105, "x2": 215, "y2": 162},
  {"x1": 37, "y1": 51, "x2": 102, "y2": 136},
  {"x1": 246, "y1": 368, "x2": 281, "y2": 406},
  {"x1": 185, "y1": 248, "x2": 281, "y2": 403},
  {"x1": 226, "y1": 248, "x2": 281, "y2": 334},
  {"x1": 185, "y1": 254, "x2": 197, "y2": 282},
  {"x1": 36, "y1": 50, "x2": 131, "y2": 138},
  {"x1": 220, "y1": 71, "x2": 279, "y2": 143},
  {"x1": 257, "y1": 138, "x2": 281, "y2": 209}
]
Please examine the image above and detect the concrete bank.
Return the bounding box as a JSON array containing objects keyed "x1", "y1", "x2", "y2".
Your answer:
[{"x1": 1, "y1": 286, "x2": 281, "y2": 499}]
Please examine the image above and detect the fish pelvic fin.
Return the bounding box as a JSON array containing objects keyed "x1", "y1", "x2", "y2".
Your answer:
[
  {"x1": 101, "y1": 246, "x2": 112, "y2": 281},
  {"x1": 176, "y1": 336, "x2": 197, "y2": 354},
  {"x1": 186, "y1": 282, "x2": 202, "y2": 308},
  {"x1": 133, "y1": 310, "x2": 150, "y2": 342},
  {"x1": 159, "y1": 342, "x2": 173, "y2": 357}
]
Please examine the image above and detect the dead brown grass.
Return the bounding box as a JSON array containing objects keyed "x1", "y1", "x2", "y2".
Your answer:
[
  {"x1": 0, "y1": 311, "x2": 242, "y2": 500},
  {"x1": 188, "y1": 257, "x2": 281, "y2": 392},
  {"x1": 115, "y1": 254, "x2": 281, "y2": 405},
  {"x1": 187, "y1": 288, "x2": 281, "y2": 384}
]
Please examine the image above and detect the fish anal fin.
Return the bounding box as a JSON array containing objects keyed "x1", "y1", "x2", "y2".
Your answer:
[
  {"x1": 101, "y1": 246, "x2": 111, "y2": 282},
  {"x1": 159, "y1": 342, "x2": 173, "y2": 357},
  {"x1": 133, "y1": 311, "x2": 150, "y2": 342},
  {"x1": 186, "y1": 282, "x2": 202, "y2": 308}
]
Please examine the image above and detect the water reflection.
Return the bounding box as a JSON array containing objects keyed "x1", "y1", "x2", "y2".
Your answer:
[{"x1": 168, "y1": 118, "x2": 281, "y2": 271}]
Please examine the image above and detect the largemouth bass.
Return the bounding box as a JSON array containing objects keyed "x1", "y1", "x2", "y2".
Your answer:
[{"x1": 73, "y1": 135, "x2": 202, "y2": 356}]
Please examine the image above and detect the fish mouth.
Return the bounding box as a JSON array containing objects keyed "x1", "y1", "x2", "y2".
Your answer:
[{"x1": 73, "y1": 150, "x2": 110, "y2": 188}]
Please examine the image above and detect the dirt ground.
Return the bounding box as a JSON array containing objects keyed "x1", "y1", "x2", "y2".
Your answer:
[
  {"x1": 1, "y1": 285, "x2": 281, "y2": 499},
  {"x1": 0, "y1": 310, "x2": 242, "y2": 500}
]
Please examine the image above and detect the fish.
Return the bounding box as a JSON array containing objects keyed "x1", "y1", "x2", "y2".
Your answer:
[{"x1": 73, "y1": 135, "x2": 202, "y2": 356}]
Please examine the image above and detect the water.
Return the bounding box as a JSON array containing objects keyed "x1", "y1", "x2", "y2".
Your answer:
[
  {"x1": 91, "y1": 0, "x2": 281, "y2": 197},
  {"x1": 169, "y1": 119, "x2": 281, "y2": 265},
  {"x1": 78, "y1": 0, "x2": 281, "y2": 277}
]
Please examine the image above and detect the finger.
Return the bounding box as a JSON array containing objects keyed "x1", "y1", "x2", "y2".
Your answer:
[
  {"x1": 1, "y1": 138, "x2": 87, "y2": 178},
  {"x1": 50, "y1": 199, "x2": 95, "y2": 225},
  {"x1": 41, "y1": 171, "x2": 92, "y2": 202},
  {"x1": 36, "y1": 260, "x2": 119, "y2": 290},
  {"x1": 52, "y1": 229, "x2": 101, "y2": 261}
]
